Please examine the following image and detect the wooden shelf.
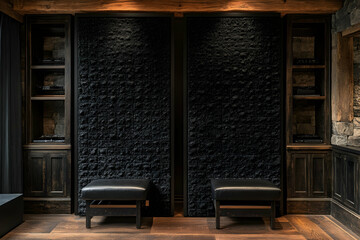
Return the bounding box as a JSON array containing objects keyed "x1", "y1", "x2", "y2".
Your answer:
[
  {"x1": 292, "y1": 65, "x2": 325, "y2": 69},
  {"x1": 23, "y1": 144, "x2": 71, "y2": 150},
  {"x1": 31, "y1": 65, "x2": 65, "y2": 70},
  {"x1": 31, "y1": 95, "x2": 65, "y2": 100},
  {"x1": 293, "y1": 95, "x2": 326, "y2": 100},
  {"x1": 286, "y1": 143, "x2": 332, "y2": 150}
]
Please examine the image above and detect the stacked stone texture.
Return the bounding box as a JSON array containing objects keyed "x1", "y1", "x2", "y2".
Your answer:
[
  {"x1": 77, "y1": 17, "x2": 171, "y2": 216},
  {"x1": 333, "y1": 0, "x2": 360, "y2": 32},
  {"x1": 187, "y1": 17, "x2": 282, "y2": 216}
]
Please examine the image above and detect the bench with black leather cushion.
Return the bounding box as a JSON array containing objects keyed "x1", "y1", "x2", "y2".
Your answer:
[
  {"x1": 81, "y1": 179, "x2": 150, "y2": 229},
  {"x1": 211, "y1": 178, "x2": 281, "y2": 229}
]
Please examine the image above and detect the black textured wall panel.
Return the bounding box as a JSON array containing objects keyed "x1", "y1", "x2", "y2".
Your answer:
[
  {"x1": 77, "y1": 17, "x2": 171, "y2": 216},
  {"x1": 187, "y1": 16, "x2": 282, "y2": 216}
]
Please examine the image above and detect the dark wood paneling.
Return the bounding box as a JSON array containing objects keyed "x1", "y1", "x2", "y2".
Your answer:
[
  {"x1": 287, "y1": 151, "x2": 331, "y2": 199},
  {"x1": 331, "y1": 200, "x2": 360, "y2": 237},
  {"x1": 292, "y1": 154, "x2": 308, "y2": 197},
  {"x1": 287, "y1": 200, "x2": 330, "y2": 214},
  {"x1": 332, "y1": 147, "x2": 360, "y2": 213},
  {"x1": 333, "y1": 152, "x2": 344, "y2": 202},
  {"x1": 25, "y1": 152, "x2": 47, "y2": 196},
  {"x1": 344, "y1": 155, "x2": 357, "y2": 211},
  {"x1": 331, "y1": 146, "x2": 360, "y2": 236},
  {"x1": 24, "y1": 150, "x2": 70, "y2": 198},
  {"x1": 311, "y1": 154, "x2": 325, "y2": 194},
  {"x1": 24, "y1": 198, "x2": 71, "y2": 214},
  {"x1": 48, "y1": 153, "x2": 66, "y2": 196}
]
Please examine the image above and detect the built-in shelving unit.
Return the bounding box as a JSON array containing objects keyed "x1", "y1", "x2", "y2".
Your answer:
[
  {"x1": 286, "y1": 15, "x2": 331, "y2": 214},
  {"x1": 24, "y1": 15, "x2": 72, "y2": 213}
]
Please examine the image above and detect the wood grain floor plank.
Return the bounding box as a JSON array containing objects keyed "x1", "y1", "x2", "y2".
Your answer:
[
  {"x1": 151, "y1": 217, "x2": 210, "y2": 234},
  {"x1": 309, "y1": 215, "x2": 359, "y2": 240},
  {"x1": 52, "y1": 216, "x2": 152, "y2": 233},
  {"x1": 3, "y1": 214, "x2": 359, "y2": 240},
  {"x1": 207, "y1": 217, "x2": 268, "y2": 234},
  {"x1": 10, "y1": 220, "x2": 59, "y2": 233},
  {"x1": 4, "y1": 233, "x2": 216, "y2": 240},
  {"x1": 286, "y1": 215, "x2": 333, "y2": 240},
  {"x1": 215, "y1": 234, "x2": 307, "y2": 240}
]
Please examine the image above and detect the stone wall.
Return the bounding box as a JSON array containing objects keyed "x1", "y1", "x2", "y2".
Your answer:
[
  {"x1": 332, "y1": 0, "x2": 360, "y2": 147},
  {"x1": 187, "y1": 16, "x2": 281, "y2": 216},
  {"x1": 333, "y1": 0, "x2": 360, "y2": 33}
]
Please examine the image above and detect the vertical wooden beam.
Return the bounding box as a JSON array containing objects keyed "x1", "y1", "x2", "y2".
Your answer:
[{"x1": 332, "y1": 33, "x2": 353, "y2": 122}]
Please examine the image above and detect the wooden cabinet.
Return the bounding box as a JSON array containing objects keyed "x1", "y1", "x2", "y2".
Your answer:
[
  {"x1": 285, "y1": 15, "x2": 332, "y2": 214},
  {"x1": 287, "y1": 151, "x2": 331, "y2": 198},
  {"x1": 24, "y1": 151, "x2": 70, "y2": 198},
  {"x1": 286, "y1": 149, "x2": 332, "y2": 214},
  {"x1": 23, "y1": 15, "x2": 72, "y2": 213}
]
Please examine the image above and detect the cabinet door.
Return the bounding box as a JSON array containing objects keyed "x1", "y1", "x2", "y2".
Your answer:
[
  {"x1": 47, "y1": 152, "x2": 67, "y2": 197},
  {"x1": 344, "y1": 155, "x2": 358, "y2": 211},
  {"x1": 290, "y1": 153, "x2": 309, "y2": 197},
  {"x1": 24, "y1": 152, "x2": 47, "y2": 197},
  {"x1": 310, "y1": 154, "x2": 329, "y2": 197},
  {"x1": 333, "y1": 152, "x2": 344, "y2": 202}
]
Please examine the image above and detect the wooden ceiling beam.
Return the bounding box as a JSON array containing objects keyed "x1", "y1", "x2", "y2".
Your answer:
[
  {"x1": 0, "y1": 0, "x2": 23, "y2": 22},
  {"x1": 13, "y1": 0, "x2": 342, "y2": 15}
]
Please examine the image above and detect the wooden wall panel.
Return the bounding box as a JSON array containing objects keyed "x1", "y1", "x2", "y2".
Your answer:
[{"x1": 12, "y1": 0, "x2": 342, "y2": 14}]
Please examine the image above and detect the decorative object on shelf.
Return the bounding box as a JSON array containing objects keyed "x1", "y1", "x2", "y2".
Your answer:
[
  {"x1": 293, "y1": 134, "x2": 323, "y2": 143},
  {"x1": 33, "y1": 135, "x2": 65, "y2": 143},
  {"x1": 293, "y1": 86, "x2": 319, "y2": 95},
  {"x1": 293, "y1": 58, "x2": 320, "y2": 65}
]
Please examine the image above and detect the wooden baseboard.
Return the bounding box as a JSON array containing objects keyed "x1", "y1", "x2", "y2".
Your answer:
[
  {"x1": 331, "y1": 200, "x2": 360, "y2": 236},
  {"x1": 287, "y1": 198, "x2": 331, "y2": 214},
  {"x1": 24, "y1": 198, "x2": 71, "y2": 214}
]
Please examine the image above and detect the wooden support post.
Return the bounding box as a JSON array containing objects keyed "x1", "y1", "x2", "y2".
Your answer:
[
  {"x1": 136, "y1": 200, "x2": 141, "y2": 229},
  {"x1": 86, "y1": 200, "x2": 91, "y2": 228},
  {"x1": 214, "y1": 200, "x2": 220, "y2": 229},
  {"x1": 270, "y1": 201, "x2": 276, "y2": 230}
]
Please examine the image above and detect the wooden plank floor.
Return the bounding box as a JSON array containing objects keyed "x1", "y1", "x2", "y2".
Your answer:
[{"x1": 2, "y1": 214, "x2": 359, "y2": 240}]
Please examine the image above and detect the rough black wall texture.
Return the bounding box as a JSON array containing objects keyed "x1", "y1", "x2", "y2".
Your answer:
[
  {"x1": 77, "y1": 17, "x2": 171, "y2": 216},
  {"x1": 187, "y1": 16, "x2": 282, "y2": 216}
]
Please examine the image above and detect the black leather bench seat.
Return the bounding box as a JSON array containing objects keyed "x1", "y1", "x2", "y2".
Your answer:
[
  {"x1": 211, "y1": 179, "x2": 281, "y2": 201},
  {"x1": 82, "y1": 179, "x2": 149, "y2": 200},
  {"x1": 211, "y1": 178, "x2": 281, "y2": 230},
  {"x1": 81, "y1": 179, "x2": 150, "y2": 229}
]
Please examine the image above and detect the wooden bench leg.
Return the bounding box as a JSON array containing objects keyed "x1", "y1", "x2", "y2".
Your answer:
[
  {"x1": 136, "y1": 200, "x2": 141, "y2": 229},
  {"x1": 214, "y1": 200, "x2": 220, "y2": 229},
  {"x1": 270, "y1": 201, "x2": 276, "y2": 230},
  {"x1": 86, "y1": 200, "x2": 91, "y2": 229}
]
